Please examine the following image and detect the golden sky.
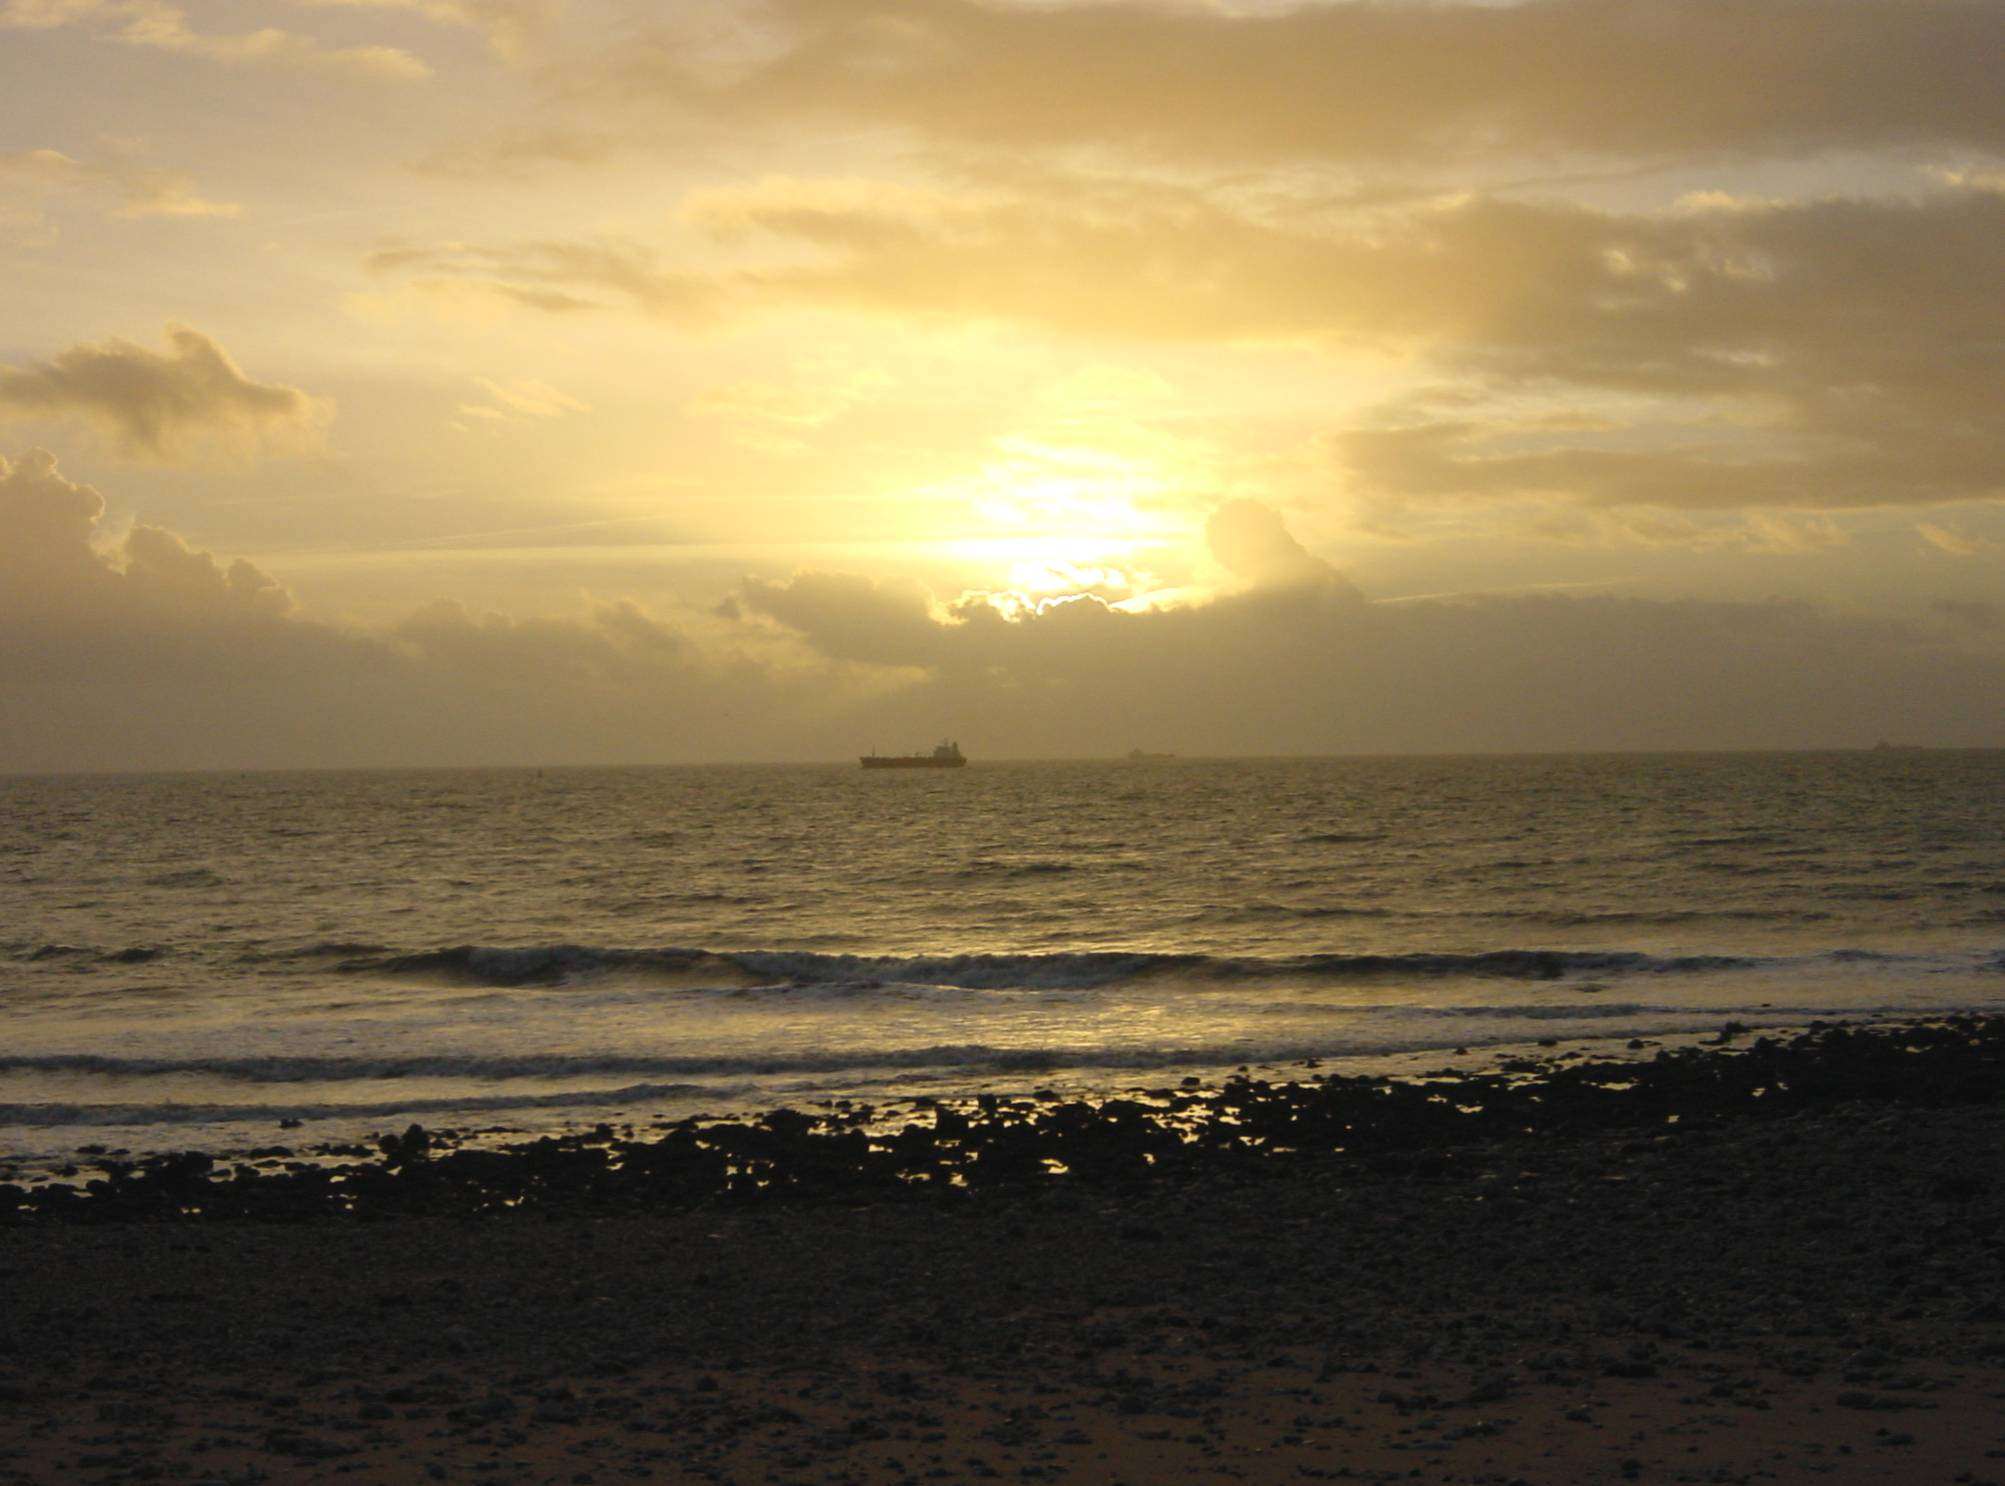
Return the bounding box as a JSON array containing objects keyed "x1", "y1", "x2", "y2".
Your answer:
[{"x1": 3, "y1": 0, "x2": 2003, "y2": 767}]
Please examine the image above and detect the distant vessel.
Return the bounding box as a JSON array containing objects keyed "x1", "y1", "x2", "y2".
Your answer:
[
  {"x1": 861, "y1": 740, "x2": 967, "y2": 769},
  {"x1": 1125, "y1": 749, "x2": 1178, "y2": 762}
]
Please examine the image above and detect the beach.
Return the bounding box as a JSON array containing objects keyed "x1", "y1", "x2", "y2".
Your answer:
[
  {"x1": 8, "y1": 0, "x2": 2005, "y2": 1470},
  {"x1": 5, "y1": 1017, "x2": 2004, "y2": 1483}
]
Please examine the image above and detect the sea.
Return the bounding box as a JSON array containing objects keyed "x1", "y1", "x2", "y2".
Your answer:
[{"x1": 4, "y1": 751, "x2": 2003, "y2": 1172}]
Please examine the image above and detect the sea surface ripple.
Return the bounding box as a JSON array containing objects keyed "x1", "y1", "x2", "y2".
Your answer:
[{"x1": 3, "y1": 751, "x2": 2002, "y2": 1163}]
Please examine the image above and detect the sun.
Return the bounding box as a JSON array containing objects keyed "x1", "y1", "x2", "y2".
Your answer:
[{"x1": 921, "y1": 438, "x2": 1190, "y2": 592}]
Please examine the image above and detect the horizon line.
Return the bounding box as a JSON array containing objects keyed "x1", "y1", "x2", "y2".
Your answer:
[{"x1": 3, "y1": 743, "x2": 1998, "y2": 781}]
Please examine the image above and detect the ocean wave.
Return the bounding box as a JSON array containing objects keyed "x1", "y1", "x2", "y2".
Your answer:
[
  {"x1": 959, "y1": 857, "x2": 1081, "y2": 878},
  {"x1": 1672, "y1": 833, "x2": 1791, "y2": 849},
  {"x1": 258, "y1": 941, "x2": 395, "y2": 962},
  {"x1": 338, "y1": 944, "x2": 751, "y2": 987},
  {"x1": 1212, "y1": 904, "x2": 1395, "y2": 922},
  {"x1": 13, "y1": 993, "x2": 2005, "y2": 1131},
  {"x1": 333, "y1": 943, "x2": 1781, "y2": 991},
  {"x1": 1215, "y1": 905, "x2": 1827, "y2": 927},
  {"x1": 1475, "y1": 908, "x2": 1831, "y2": 927},
  {"x1": 16, "y1": 943, "x2": 166, "y2": 966},
  {"x1": 0, "y1": 998, "x2": 1879, "y2": 1088},
  {"x1": 142, "y1": 868, "x2": 224, "y2": 889},
  {"x1": 0, "y1": 1007, "x2": 1943, "y2": 1129}
]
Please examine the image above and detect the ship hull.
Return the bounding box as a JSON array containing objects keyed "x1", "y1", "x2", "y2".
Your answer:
[{"x1": 860, "y1": 755, "x2": 967, "y2": 769}]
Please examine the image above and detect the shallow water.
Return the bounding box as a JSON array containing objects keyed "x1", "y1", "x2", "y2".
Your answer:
[{"x1": 4, "y1": 751, "x2": 2002, "y2": 1165}]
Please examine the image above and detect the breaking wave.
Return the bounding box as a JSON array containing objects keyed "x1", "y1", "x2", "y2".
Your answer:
[
  {"x1": 0, "y1": 997, "x2": 1938, "y2": 1091},
  {"x1": 0, "y1": 1001, "x2": 1972, "y2": 1131}
]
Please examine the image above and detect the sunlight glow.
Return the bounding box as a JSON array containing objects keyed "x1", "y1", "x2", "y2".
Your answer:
[{"x1": 916, "y1": 438, "x2": 1198, "y2": 607}]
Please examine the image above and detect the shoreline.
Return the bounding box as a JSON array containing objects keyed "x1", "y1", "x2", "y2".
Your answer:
[
  {"x1": 6, "y1": 1013, "x2": 2001, "y2": 1224},
  {"x1": 5, "y1": 1015, "x2": 2004, "y2": 1482},
  {"x1": 0, "y1": 1010, "x2": 1862, "y2": 1186},
  {"x1": 2, "y1": 1000, "x2": 1993, "y2": 1176}
]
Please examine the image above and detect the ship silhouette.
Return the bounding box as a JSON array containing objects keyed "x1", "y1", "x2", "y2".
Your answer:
[{"x1": 861, "y1": 740, "x2": 967, "y2": 769}]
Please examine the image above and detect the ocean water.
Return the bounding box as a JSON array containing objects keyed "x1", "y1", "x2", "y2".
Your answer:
[{"x1": 4, "y1": 752, "x2": 2003, "y2": 1168}]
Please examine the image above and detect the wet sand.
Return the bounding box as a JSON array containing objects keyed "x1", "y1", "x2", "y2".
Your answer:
[{"x1": 4, "y1": 1020, "x2": 2004, "y2": 1483}]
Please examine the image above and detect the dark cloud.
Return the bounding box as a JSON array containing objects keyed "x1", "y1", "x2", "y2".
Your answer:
[
  {"x1": 1206, "y1": 499, "x2": 1351, "y2": 591},
  {"x1": 0, "y1": 447, "x2": 104, "y2": 574},
  {"x1": 1934, "y1": 599, "x2": 2003, "y2": 633},
  {"x1": 122, "y1": 524, "x2": 292, "y2": 618},
  {"x1": 1327, "y1": 187, "x2": 2005, "y2": 510},
  {"x1": 0, "y1": 446, "x2": 292, "y2": 618},
  {"x1": 0, "y1": 327, "x2": 326, "y2": 459},
  {"x1": 730, "y1": 565, "x2": 2005, "y2": 757},
  {"x1": 7, "y1": 452, "x2": 2001, "y2": 770},
  {"x1": 735, "y1": 571, "x2": 945, "y2": 667},
  {"x1": 0, "y1": 448, "x2": 823, "y2": 771},
  {"x1": 594, "y1": 0, "x2": 2005, "y2": 168},
  {"x1": 391, "y1": 596, "x2": 689, "y2": 682}
]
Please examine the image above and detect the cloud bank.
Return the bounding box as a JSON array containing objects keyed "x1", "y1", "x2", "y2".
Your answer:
[
  {"x1": 0, "y1": 447, "x2": 809, "y2": 770},
  {"x1": 2, "y1": 457, "x2": 2001, "y2": 770},
  {"x1": 601, "y1": 0, "x2": 2005, "y2": 167}
]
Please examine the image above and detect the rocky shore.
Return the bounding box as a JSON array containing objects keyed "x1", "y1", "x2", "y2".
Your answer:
[{"x1": 3, "y1": 1017, "x2": 2004, "y2": 1482}]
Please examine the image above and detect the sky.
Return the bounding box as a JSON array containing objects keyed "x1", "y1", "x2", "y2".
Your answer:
[{"x1": 2, "y1": 0, "x2": 2003, "y2": 769}]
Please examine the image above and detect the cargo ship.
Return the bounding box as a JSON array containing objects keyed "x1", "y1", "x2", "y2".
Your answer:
[{"x1": 861, "y1": 740, "x2": 967, "y2": 769}]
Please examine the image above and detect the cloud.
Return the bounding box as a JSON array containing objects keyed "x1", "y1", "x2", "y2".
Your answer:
[
  {"x1": 0, "y1": 448, "x2": 822, "y2": 770},
  {"x1": 414, "y1": 128, "x2": 622, "y2": 178},
  {"x1": 0, "y1": 146, "x2": 238, "y2": 220},
  {"x1": 391, "y1": 595, "x2": 689, "y2": 682},
  {"x1": 2, "y1": 0, "x2": 432, "y2": 79},
  {"x1": 591, "y1": 0, "x2": 2005, "y2": 169},
  {"x1": 116, "y1": 0, "x2": 432, "y2": 77},
  {"x1": 735, "y1": 570, "x2": 948, "y2": 668},
  {"x1": 365, "y1": 238, "x2": 712, "y2": 320},
  {"x1": 726, "y1": 562, "x2": 2005, "y2": 757},
  {"x1": 1935, "y1": 599, "x2": 2003, "y2": 632},
  {"x1": 3, "y1": 453, "x2": 2003, "y2": 769},
  {"x1": 1205, "y1": 499, "x2": 1350, "y2": 591},
  {"x1": 0, "y1": 446, "x2": 292, "y2": 630},
  {"x1": 453, "y1": 375, "x2": 589, "y2": 428},
  {"x1": 122, "y1": 523, "x2": 293, "y2": 616},
  {"x1": 470, "y1": 376, "x2": 588, "y2": 418},
  {"x1": 736, "y1": 178, "x2": 2005, "y2": 513},
  {"x1": 0, "y1": 447, "x2": 106, "y2": 580},
  {"x1": 0, "y1": 0, "x2": 99, "y2": 26},
  {"x1": 290, "y1": 0, "x2": 559, "y2": 59},
  {"x1": 1917, "y1": 523, "x2": 2000, "y2": 558},
  {"x1": 0, "y1": 327, "x2": 327, "y2": 459},
  {"x1": 372, "y1": 175, "x2": 2005, "y2": 515}
]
